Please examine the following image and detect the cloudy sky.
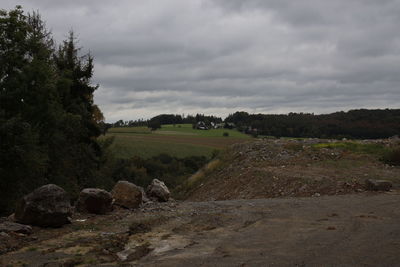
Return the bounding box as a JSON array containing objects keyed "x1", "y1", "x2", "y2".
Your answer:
[{"x1": 3, "y1": 1, "x2": 400, "y2": 121}]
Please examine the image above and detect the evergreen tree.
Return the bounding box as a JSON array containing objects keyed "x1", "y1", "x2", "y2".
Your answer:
[
  {"x1": 0, "y1": 7, "x2": 108, "y2": 214},
  {"x1": 0, "y1": 7, "x2": 54, "y2": 212},
  {"x1": 49, "y1": 31, "x2": 104, "y2": 192}
]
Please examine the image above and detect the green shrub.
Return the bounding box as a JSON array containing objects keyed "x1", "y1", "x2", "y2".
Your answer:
[
  {"x1": 223, "y1": 132, "x2": 229, "y2": 137},
  {"x1": 382, "y1": 148, "x2": 400, "y2": 166}
]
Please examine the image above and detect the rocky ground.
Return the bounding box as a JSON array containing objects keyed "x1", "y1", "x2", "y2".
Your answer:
[
  {"x1": 1, "y1": 192, "x2": 400, "y2": 266},
  {"x1": 185, "y1": 138, "x2": 400, "y2": 201},
  {"x1": 1, "y1": 138, "x2": 399, "y2": 266}
]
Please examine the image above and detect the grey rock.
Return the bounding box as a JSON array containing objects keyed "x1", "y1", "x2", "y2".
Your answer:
[
  {"x1": 0, "y1": 221, "x2": 33, "y2": 235},
  {"x1": 117, "y1": 245, "x2": 152, "y2": 261},
  {"x1": 0, "y1": 232, "x2": 10, "y2": 238},
  {"x1": 111, "y1": 181, "x2": 142, "y2": 209},
  {"x1": 138, "y1": 186, "x2": 150, "y2": 203},
  {"x1": 146, "y1": 179, "x2": 170, "y2": 202},
  {"x1": 15, "y1": 184, "x2": 72, "y2": 227},
  {"x1": 76, "y1": 188, "x2": 113, "y2": 214},
  {"x1": 365, "y1": 179, "x2": 392, "y2": 191}
]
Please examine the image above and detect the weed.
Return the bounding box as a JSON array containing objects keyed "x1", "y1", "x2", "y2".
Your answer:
[
  {"x1": 283, "y1": 143, "x2": 304, "y2": 152},
  {"x1": 174, "y1": 155, "x2": 226, "y2": 199}
]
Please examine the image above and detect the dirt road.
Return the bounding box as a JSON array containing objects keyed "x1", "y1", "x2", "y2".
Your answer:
[{"x1": 1, "y1": 192, "x2": 400, "y2": 266}]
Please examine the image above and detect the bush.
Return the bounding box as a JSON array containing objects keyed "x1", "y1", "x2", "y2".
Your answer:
[
  {"x1": 223, "y1": 132, "x2": 229, "y2": 137},
  {"x1": 148, "y1": 120, "x2": 161, "y2": 131},
  {"x1": 382, "y1": 148, "x2": 400, "y2": 166}
]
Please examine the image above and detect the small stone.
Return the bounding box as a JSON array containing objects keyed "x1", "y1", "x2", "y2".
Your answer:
[
  {"x1": 0, "y1": 221, "x2": 33, "y2": 235},
  {"x1": 365, "y1": 179, "x2": 392, "y2": 191},
  {"x1": 0, "y1": 232, "x2": 10, "y2": 238},
  {"x1": 299, "y1": 185, "x2": 308, "y2": 192},
  {"x1": 138, "y1": 186, "x2": 150, "y2": 203}
]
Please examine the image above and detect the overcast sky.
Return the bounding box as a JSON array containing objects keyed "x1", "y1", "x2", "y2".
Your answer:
[{"x1": 3, "y1": 1, "x2": 400, "y2": 121}]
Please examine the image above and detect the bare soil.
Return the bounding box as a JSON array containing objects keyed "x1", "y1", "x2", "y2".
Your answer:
[
  {"x1": 186, "y1": 139, "x2": 400, "y2": 201},
  {"x1": 1, "y1": 193, "x2": 400, "y2": 266}
]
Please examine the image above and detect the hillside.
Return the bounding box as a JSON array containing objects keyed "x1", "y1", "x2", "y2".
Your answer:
[
  {"x1": 105, "y1": 124, "x2": 250, "y2": 159},
  {"x1": 181, "y1": 138, "x2": 400, "y2": 201}
]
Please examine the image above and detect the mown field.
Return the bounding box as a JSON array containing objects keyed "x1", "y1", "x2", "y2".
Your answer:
[{"x1": 105, "y1": 124, "x2": 251, "y2": 159}]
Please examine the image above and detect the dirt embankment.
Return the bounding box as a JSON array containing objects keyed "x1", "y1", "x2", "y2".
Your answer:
[{"x1": 185, "y1": 139, "x2": 400, "y2": 201}]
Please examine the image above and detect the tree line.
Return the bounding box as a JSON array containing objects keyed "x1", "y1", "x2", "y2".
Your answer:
[
  {"x1": 225, "y1": 109, "x2": 400, "y2": 139},
  {"x1": 110, "y1": 109, "x2": 400, "y2": 139},
  {"x1": 110, "y1": 114, "x2": 223, "y2": 130}
]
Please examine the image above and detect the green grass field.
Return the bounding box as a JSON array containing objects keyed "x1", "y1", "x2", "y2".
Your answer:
[
  {"x1": 105, "y1": 124, "x2": 251, "y2": 159},
  {"x1": 157, "y1": 124, "x2": 249, "y2": 138}
]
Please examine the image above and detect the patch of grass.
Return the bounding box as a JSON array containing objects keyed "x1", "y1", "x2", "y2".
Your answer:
[
  {"x1": 158, "y1": 124, "x2": 250, "y2": 138},
  {"x1": 312, "y1": 142, "x2": 388, "y2": 156},
  {"x1": 187, "y1": 159, "x2": 222, "y2": 187},
  {"x1": 283, "y1": 142, "x2": 304, "y2": 152},
  {"x1": 173, "y1": 156, "x2": 225, "y2": 199},
  {"x1": 108, "y1": 127, "x2": 151, "y2": 134}
]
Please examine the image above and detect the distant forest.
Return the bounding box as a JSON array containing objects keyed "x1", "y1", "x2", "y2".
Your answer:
[
  {"x1": 111, "y1": 109, "x2": 400, "y2": 139},
  {"x1": 225, "y1": 109, "x2": 400, "y2": 139}
]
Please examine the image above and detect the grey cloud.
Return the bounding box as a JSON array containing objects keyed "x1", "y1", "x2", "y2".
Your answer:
[{"x1": 2, "y1": 0, "x2": 400, "y2": 121}]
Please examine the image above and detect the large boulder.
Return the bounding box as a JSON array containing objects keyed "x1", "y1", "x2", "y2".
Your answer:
[
  {"x1": 76, "y1": 188, "x2": 113, "y2": 214},
  {"x1": 146, "y1": 179, "x2": 170, "y2": 202},
  {"x1": 15, "y1": 184, "x2": 72, "y2": 227},
  {"x1": 111, "y1": 181, "x2": 142, "y2": 209},
  {"x1": 365, "y1": 179, "x2": 392, "y2": 191}
]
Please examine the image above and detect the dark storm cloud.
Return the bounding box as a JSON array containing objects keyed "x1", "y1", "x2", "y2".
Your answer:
[{"x1": 2, "y1": 0, "x2": 400, "y2": 121}]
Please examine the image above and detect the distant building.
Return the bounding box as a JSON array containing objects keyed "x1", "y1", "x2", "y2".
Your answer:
[{"x1": 196, "y1": 121, "x2": 209, "y2": 130}]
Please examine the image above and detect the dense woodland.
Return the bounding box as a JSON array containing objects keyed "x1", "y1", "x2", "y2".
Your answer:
[{"x1": 225, "y1": 110, "x2": 400, "y2": 139}]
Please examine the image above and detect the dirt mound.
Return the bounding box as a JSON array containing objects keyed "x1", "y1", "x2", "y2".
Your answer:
[{"x1": 183, "y1": 139, "x2": 400, "y2": 201}]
